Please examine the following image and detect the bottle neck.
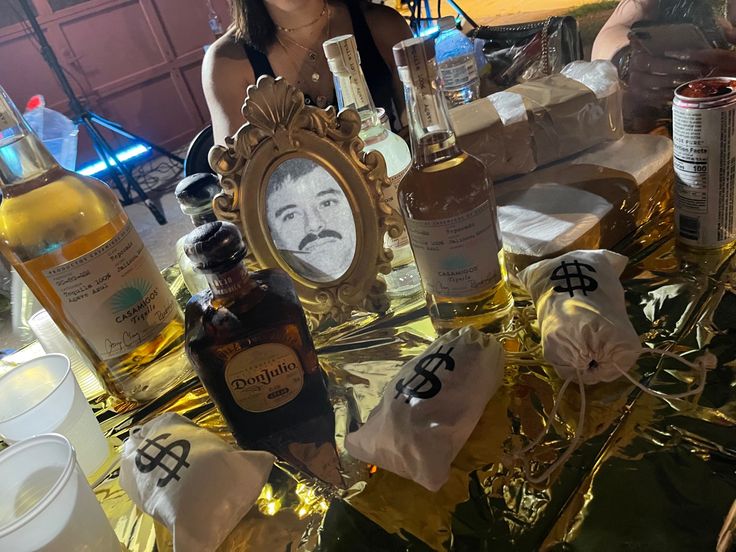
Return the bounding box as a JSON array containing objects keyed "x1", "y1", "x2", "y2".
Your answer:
[
  {"x1": 401, "y1": 59, "x2": 461, "y2": 167},
  {"x1": 332, "y1": 67, "x2": 383, "y2": 132},
  {"x1": 0, "y1": 92, "x2": 59, "y2": 187},
  {"x1": 205, "y1": 261, "x2": 254, "y2": 302},
  {"x1": 190, "y1": 210, "x2": 218, "y2": 228}
]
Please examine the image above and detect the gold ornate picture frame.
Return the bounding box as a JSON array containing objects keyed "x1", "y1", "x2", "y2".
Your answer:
[{"x1": 210, "y1": 76, "x2": 400, "y2": 326}]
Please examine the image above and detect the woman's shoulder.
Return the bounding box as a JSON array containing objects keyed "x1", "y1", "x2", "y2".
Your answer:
[
  {"x1": 359, "y1": 2, "x2": 413, "y2": 50},
  {"x1": 361, "y1": 1, "x2": 411, "y2": 31},
  {"x1": 202, "y1": 29, "x2": 255, "y2": 87}
]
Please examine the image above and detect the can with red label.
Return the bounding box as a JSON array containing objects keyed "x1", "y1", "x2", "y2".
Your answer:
[{"x1": 673, "y1": 77, "x2": 736, "y2": 249}]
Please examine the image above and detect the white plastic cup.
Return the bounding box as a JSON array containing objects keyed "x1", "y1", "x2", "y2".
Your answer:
[
  {"x1": 0, "y1": 354, "x2": 110, "y2": 478},
  {"x1": 0, "y1": 434, "x2": 119, "y2": 551},
  {"x1": 28, "y1": 309, "x2": 103, "y2": 398}
]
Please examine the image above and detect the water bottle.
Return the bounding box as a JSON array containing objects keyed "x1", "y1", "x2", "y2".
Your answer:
[{"x1": 434, "y1": 16, "x2": 480, "y2": 107}]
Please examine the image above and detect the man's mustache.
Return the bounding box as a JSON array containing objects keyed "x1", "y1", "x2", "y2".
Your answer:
[{"x1": 299, "y1": 229, "x2": 342, "y2": 251}]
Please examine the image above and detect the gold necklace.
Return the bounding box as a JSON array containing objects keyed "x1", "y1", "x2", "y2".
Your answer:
[
  {"x1": 276, "y1": 5, "x2": 331, "y2": 85},
  {"x1": 275, "y1": 0, "x2": 327, "y2": 33}
]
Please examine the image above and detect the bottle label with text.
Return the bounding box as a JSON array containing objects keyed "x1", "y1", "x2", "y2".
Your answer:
[
  {"x1": 383, "y1": 162, "x2": 412, "y2": 251},
  {"x1": 405, "y1": 201, "x2": 501, "y2": 297},
  {"x1": 225, "y1": 343, "x2": 304, "y2": 412},
  {"x1": 401, "y1": 45, "x2": 441, "y2": 129},
  {"x1": 439, "y1": 56, "x2": 479, "y2": 91},
  {"x1": 43, "y1": 221, "x2": 178, "y2": 360}
]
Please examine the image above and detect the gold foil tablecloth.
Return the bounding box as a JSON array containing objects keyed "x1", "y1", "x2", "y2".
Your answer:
[{"x1": 90, "y1": 189, "x2": 736, "y2": 551}]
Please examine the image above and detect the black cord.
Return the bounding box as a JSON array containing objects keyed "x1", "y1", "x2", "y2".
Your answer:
[{"x1": 437, "y1": 0, "x2": 442, "y2": 19}]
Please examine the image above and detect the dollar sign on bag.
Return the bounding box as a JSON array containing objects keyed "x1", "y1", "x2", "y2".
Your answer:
[
  {"x1": 135, "y1": 432, "x2": 191, "y2": 487},
  {"x1": 550, "y1": 259, "x2": 598, "y2": 297},
  {"x1": 395, "y1": 346, "x2": 455, "y2": 403}
]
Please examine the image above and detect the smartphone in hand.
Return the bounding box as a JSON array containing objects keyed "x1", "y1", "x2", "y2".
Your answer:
[{"x1": 629, "y1": 22, "x2": 714, "y2": 56}]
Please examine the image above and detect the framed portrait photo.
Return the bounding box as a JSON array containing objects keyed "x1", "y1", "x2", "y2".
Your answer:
[
  {"x1": 210, "y1": 76, "x2": 400, "y2": 326},
  {"x1": 265, "y1": 156, "x2": 356, "y2": 283}
]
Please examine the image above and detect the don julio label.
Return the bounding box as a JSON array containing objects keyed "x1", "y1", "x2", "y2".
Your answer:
[{"x1": 225, "y1": 343, "x2": 304, "y2": 412}]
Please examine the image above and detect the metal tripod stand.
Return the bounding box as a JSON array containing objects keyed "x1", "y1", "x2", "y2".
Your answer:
[{"x1": 17, "y1": 0, "x2": 183, "y2": 225}]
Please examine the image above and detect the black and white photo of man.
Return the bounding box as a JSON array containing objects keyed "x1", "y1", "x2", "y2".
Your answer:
[{"x1": 266, "y1": 158, "x2": 356, "y2": 282}]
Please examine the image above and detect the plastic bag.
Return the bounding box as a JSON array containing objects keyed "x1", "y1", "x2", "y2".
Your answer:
[{"x1": 24, "y1": 95, "x2": 78, "y2": 170}]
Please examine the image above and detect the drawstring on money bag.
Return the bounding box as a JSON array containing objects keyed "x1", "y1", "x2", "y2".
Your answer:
[
  {"x1": 513, "y1": 348, "x2": 715, "y2": 485},
  {"x1": 513, "y1": 366, "x2": 587, "y2": 485},
  {"x1": 616, "y1": 347, "x2": 716, "y2": 399}
]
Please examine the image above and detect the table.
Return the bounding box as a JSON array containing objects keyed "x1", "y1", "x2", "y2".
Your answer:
[{"x1": 45, "y1": 183, "x2": 736, "y2": 550}]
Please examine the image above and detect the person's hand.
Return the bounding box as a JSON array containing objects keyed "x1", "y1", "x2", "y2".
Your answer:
[
  {"x1": 623, "y1": 38, "x2": 704, "y2": 132},
  {"x1": 665, "y1": 48, "x2": 736, "y2": 78},
  {"x1": 627, "y1": 39, "x2": 704, "y2": 107}
]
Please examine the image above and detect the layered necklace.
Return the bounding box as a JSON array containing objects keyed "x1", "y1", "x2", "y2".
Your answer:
[
  {"x1": 274, "y1": 1, "x2": 332, "y2": 107},
  {"x1": 275, "y1": 0, "x2": 328, "y2": 33}
]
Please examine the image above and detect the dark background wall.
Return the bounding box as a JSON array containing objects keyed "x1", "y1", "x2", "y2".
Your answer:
[{"x1": 0, "y1": 0, "x2": 232, "y2": 165}]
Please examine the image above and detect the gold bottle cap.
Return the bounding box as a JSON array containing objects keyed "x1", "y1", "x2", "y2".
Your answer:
[
  {"x1": 323, "y1": 34, "x2": 361, "y2": 76},
  {"x1": 392, "y1": 37, "x2": 437, "y2": 86}
]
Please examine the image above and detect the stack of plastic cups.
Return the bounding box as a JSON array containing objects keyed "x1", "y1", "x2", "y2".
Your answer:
[
  {"x1": 0, "y1": 354, "x2": 111, "y2": 480},
  {"x1": 28, "y1": 309, "x2": 104, "y2": 398}
]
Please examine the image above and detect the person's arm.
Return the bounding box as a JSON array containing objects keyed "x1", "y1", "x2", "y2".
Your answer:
[
  {"x1": 202, "y1": 32, "x2": 256, "y2": 145},
  {"x1": 362, "y1": 3, "x2": 413, "y2": 130},
  {"x1": 592, "y1": 0, "x2": 658, "y2": 60}
]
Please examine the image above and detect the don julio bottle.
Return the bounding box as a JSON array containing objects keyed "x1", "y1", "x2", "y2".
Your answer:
[
  {"x1": 392, "y1": 38, "x2": 513, "y2": 332},
  {"x1": 0, "y1": 87, "x2": 188, "y2": 402},
  {"x1": 323, "y1": 34, "x2": 422, "y2": 297},
  {"x1": 183, "y1": 221, "x2": 340, "y2": 485}
]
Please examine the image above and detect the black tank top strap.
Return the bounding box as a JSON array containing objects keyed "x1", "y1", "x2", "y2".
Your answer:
[
  {"x1": 346, "y1": 1, "x2": 398, "y2": 129},
  {"x1": 243, "y1": 43, "x2": 276, "y2": 78}
]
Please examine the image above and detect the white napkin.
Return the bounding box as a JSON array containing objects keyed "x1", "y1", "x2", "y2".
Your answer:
[
  {"x1": 120, "y1": 413, "x2": 274, "y2": 552},
  {"x1": 345, "y1": 326, "x2": 504, "y2": 492},
  {"x1": 518, "y1": 249, "x2": 640, "y2": 384}
]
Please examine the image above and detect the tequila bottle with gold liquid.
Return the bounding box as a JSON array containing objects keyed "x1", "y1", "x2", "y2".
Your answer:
[
  {"x1": 0, "y1": 87, "x2": 189, "y2": 402},
  {"x1": 323, "y1": 34, "x2": 422, "y2": 297},
  {"x1": 392, "y1": 38, "x2": 513, "y2": 333}
]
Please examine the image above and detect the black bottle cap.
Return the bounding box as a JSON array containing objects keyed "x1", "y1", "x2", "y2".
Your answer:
[
  {"x1": 174, "y1": 173, "x2": 221, "y2": 216},
  {"x1": 183, "y1": 221, "x2": 246, "y2": 273}
]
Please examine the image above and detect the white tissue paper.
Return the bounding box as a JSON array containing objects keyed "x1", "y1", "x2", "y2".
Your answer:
[
  {"x1": 498, "y1": 182, "x2": 613, "y2": 259},
  {"x1": 518, "y1": 249, "x2": 641, "y2": 385},
  {"x1": 120, "y1": 413, "x2": 274, "y2": 552},
  {"x1": 345, "y1": 326, "x2": 504, "y2": 492}
]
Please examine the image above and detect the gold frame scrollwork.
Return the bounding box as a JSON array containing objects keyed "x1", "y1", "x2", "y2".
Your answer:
[{"x1": 210, "y1": 76, "x2": 400, "y2": 327}]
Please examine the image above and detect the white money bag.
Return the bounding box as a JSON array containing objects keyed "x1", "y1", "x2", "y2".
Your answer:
[
  {"x1": 516, "y1": 249, "x2": 714, "y2": 483},
  {"x1": 519, "y1": 249, "x2": 640, "y2": 384},
  {"x1": 345, "y1": 326, "x2": 504, "y2": 492},
  {"x1": 120, "y1": 413, "x2": 274, "y2": 552}
]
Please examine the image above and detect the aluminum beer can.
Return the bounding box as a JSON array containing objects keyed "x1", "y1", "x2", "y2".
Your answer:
[{"x1": 673, "y1": 77, "x2": 736, "y2": 249}]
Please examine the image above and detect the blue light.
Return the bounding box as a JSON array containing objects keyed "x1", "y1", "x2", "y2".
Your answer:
[
  {"x1": 77, "y1": 144, "x2": 151, "y2": 176},
  {"x1": 418, "y1": 25, "x2": 439, "y2": 37}
]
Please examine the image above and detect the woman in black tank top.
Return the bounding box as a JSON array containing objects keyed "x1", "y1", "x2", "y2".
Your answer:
[{"x1": 202, "y1": 0, "x2": 412, "y2": 145}]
